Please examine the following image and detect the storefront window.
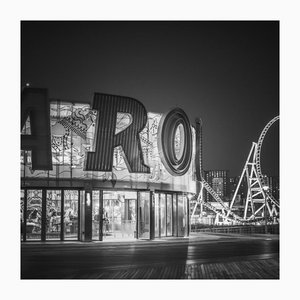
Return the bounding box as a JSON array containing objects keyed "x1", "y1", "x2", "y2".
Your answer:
[
  {"x1": 138, "y1": 192, "x2": 150, "y2": 239},
  {"x1": 92, "y1": 190, "x2": 100, "y2": 240},
  {"x1": 166, "y1": 194, "x2": 172, "y2": 236},
  {"x1": 178, "y1": 194, "x2": 187, "y2": 237},
  {"x1": 64, "y1": 190, "x2": 79, "y2": 240},
  {"x1": 26, "y1": 190, "x2": 42, "y2": 240},
  {"x1": 160, "y1": 194, "x2": 166, "y2": 237},
  {"x1": 103, "y1": 191, "x2": 137, "y2": 240},
  {"x1": 46, "y1": 190, "x2": 61, "y2": 240},
  {"x1": 172, "y1": 194, "x2": 177, "y2": 236},
  {"x1": 21, "y1": 190, "x2": 24, "y2": 241},
  {"x1": 154, "y1": 194, "x2": 160, "y2": 237}
]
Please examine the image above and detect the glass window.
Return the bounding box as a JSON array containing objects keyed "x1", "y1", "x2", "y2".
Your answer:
[
  {"x1": 154, "y1": 194, "x2": 160, "y2": 237},
  {"x1": 174, "y1": 124, "x2": 185, "y2": 160},
  {"x1": 183, "y1": 195, "x2": 188, "y2": 236},
  {"x1": 64, "y1": 190, "x2": 79, "y2": 240},
  {"x1": 26, "y1": 190, "x2": 42, "y2": 240},
  {"x1": 138, "y1": 192, "x2": 150, "y2": 239},
  {"x1": 46, "y1": 190, "x2": 62, "y2": 240},
  {"x1": 178, "y1": 194, "x2": 187, "y2": 237},
  {"x1": 166, "y1": 194, "x2": 172, "y2": 236},
  {"x1": 160, "y1": 194, "x2": 166, "y2": 237},
  {"x1": 172, "y1": 194, "x2": 177, "y2": 236},
  {"x1": 92, "y1": 190, "x2": 100, "y2": 240},
  {"x1": 21, "y1": 190, "x2": 24, "y2": 241}
]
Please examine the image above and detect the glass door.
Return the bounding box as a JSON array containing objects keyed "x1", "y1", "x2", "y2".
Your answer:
[
  {"x1": 178, "y1": 194, "x2": 188, "y2": 237},
  {"x1": 166, "y1": 194, "x2": 173, "y2": 236},
  {"x1": 154, "y1": 193, "x2": 160, "y2": 238},
  {"x1": 172, "y1": 194, "x2": 178, "y2": 236},
  {"x1": 138, "y1": 192, "x2": 150, "y2": 239},
  {"x1": 92, "y1": 190, "x2": 100, "y2": 240},
  {"x1": 64, "y1": 190, "x2": 79, "y2": 240},
  {"x1": 160, "y1": 194, "x2": 166, "y2": 237},
  {"x1": 103, "y1": 191, "x2": 137, "y2": 240}
]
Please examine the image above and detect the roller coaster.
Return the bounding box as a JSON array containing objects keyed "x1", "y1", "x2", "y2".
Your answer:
[{"x1": 191, "y1": 116, "x2": 279, "y2": 225}]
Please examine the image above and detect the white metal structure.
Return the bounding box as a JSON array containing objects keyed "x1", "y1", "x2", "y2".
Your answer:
[
  {"x1": 191, "y1": 116, "x2": 279, "y2": 225},
  {"x1": 192, "y1": 179, "x2": 242, "y2": 223},
  {"x1": 227, "y1": 116, "x2": 279, "y2": 222}
]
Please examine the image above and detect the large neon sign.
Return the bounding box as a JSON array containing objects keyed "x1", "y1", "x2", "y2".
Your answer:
[{"x1": 21, "y1": 88, "x2": 195, "y2": 176}]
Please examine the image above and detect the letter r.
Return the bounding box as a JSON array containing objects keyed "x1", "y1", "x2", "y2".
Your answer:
[{"x1": 85, "y1": 93, "x2": 150, "y2": 173}]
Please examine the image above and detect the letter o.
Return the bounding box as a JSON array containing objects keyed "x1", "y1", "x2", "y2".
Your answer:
[{"x1": 158, "y1": 108, "x2": 192, "y2": 176}]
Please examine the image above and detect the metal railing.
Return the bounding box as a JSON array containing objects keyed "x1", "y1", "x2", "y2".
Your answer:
[{"x1": 191, "y1": 224, "x2": 279, "y2": 235}]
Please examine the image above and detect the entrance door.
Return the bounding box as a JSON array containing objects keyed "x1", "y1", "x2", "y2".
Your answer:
[
  {"x1": 138, "y1": 192, "x2": 150, "y2": 239},
  {"x1": 63, "y1": 190, "x2": 79, "y2": 240},
  {"x1": 102, "y1": 191, "x2": 137, "y2": 240},
  {"x1": 92, "y1": 190, "x2": 101, "y2": 240}
]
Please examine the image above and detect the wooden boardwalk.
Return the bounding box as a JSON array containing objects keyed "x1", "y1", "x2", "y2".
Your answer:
[
  {"x1": 72, "y1": 257, "x2": 279, "y2": 279},
  {"x1": 22, "y1": 233, "x2": 279, "y2": 279}
]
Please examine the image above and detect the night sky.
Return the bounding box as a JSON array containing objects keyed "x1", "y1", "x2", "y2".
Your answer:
[{"x1": 21, "y1": 21, "x2": 279, "y2": 177}]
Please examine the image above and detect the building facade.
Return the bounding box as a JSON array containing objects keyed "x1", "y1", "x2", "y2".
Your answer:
[
  {"x1": 21, "y1": 89, "x2": 197, "y2": 242},
  {"x1": 204, "y1": 170, "x2": 228, "y2": 202},
  {"x1": 228, "y1": 176, "x2": 247, "y2": 205}
]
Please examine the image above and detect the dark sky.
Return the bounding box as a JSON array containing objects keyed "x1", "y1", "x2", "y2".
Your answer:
[{"x1": 21, "y1": 21, "x2": 279, "y2": 177}]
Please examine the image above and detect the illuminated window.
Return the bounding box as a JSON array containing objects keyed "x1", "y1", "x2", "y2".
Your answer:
[{"x1": 174, "y1": 124, "x2": 185, "y2": 160}]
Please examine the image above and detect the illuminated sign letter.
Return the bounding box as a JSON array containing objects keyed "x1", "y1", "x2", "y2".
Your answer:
[
  {"x1": 158, "y1": 108, "x2": 192, "y2": 176},
  {"x1": 21, "y1": 88, "x2": 53, "y2": 170},
  {"x1": 85, "y1": 93, "x2": 150, "y2": 173}
]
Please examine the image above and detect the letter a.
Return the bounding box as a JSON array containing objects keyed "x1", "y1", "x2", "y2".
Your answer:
[{"x1": 21, "y1": 88, "x2": 53, "y2": 170}]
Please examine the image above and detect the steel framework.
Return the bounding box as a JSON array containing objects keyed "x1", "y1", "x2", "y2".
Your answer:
[
  {"x1": 191, "y1": 116, "x2": 279, "y2": 225},
  {"x1": 227, "y1": 116, "x2": 279, "y2": 222}
]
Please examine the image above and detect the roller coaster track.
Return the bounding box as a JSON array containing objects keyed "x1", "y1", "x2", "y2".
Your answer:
[
  {"x1": 201, "y1": 179, "x2": 243, "y2": 221},
  {"x1": 227, "y1": 116, "x2": 279, "y2": 221},
  {"x1": 192, "y1": 116, "x2": 279, "y2": 224},
  {"x1": 255, "y1": 116, "x2": 280, "y2": 207},
  {"x1": 194, "y1": 183, "x2": 242, "y2": 223}
]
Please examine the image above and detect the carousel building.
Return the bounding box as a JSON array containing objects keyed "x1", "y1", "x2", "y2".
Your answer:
[{"x1": 21, "y1": 88, "x2": 197, "y2": 242}]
